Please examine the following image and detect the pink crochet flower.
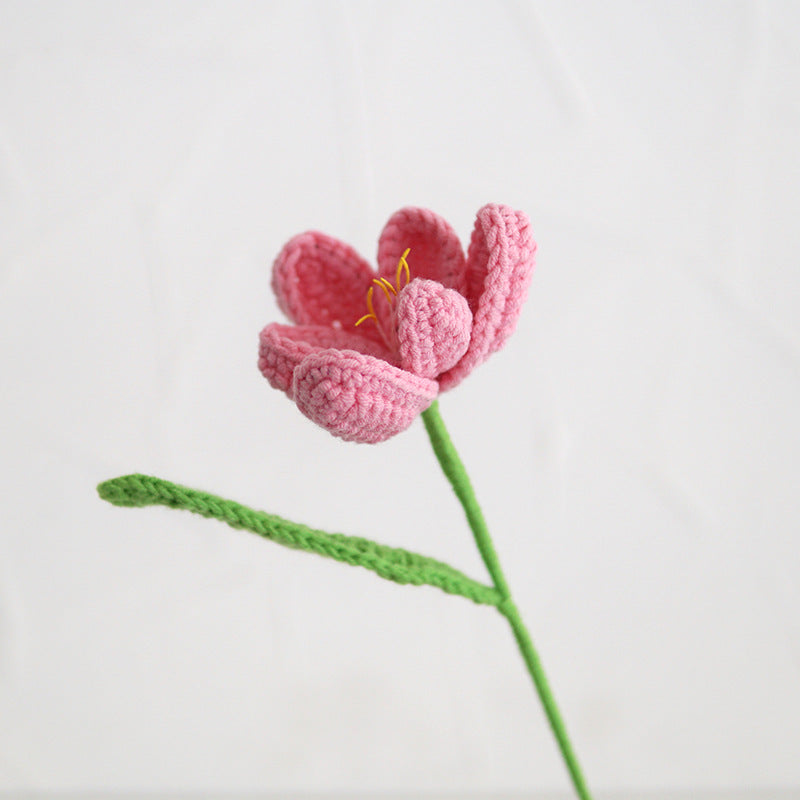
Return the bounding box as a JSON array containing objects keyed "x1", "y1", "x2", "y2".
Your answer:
[{"x1": 258, "y1": 204, "x2": 536, "y2": 443}]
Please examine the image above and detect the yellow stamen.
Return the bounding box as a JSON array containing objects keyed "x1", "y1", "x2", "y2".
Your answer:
[
  {"x1": 378, "y1": 277, "x2": 397, "y2": 295},
  {"x1": 366, "y1": 285, "x2": 376, "y2": 316},
  {"x1": 396, "y1": 247, "x2": 411, "y2": 289},
  {"x1": 354, "y1": 249, "x2": 411, "y2": 331},
  {"x1": 355, "y1": 286, "x2": 377, "y2": 327},
  {"x1": 355, "y1": 312, "x2": 376, "y2": 327},
  {"x1": 373, "y1": 278, "x2": 394, "y2": 305}
]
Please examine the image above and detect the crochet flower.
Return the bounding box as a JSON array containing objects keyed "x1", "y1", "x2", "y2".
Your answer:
[{"x1": 258, "y1": 204, "x2": 536, "y2": 443}]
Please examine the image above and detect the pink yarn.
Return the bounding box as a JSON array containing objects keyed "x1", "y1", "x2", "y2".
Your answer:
[
  {"x1": 396, "y1": 279, "x2": 471, "y2": 379},
  {"x1": 293, "y1": 351, "x2": 438, "y2": 445},
  {"x1": 259, "y1": 204, "x2": 537, "y2": 443}
]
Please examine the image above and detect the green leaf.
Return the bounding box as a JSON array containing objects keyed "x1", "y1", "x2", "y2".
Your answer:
[{"x1": 97, "y1": 474, "x2": 501, "y2": 607}]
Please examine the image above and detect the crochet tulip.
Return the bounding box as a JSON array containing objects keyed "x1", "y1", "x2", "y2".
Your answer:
[
  {"x1": 99, "y1": 202, "x2": 595, "y2": 800},
  {"x1": 258, "y1": 204, "x2": 537, "y2": 443}
]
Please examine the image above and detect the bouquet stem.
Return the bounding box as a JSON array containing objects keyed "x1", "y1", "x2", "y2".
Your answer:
[{"x1": 421, "y1": 400, "x2": 593, "y2": 800}]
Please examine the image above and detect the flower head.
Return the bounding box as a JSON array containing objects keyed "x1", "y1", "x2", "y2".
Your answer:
[{"x1": 258, "y1": 204, "x2": 536, "y2": 443}]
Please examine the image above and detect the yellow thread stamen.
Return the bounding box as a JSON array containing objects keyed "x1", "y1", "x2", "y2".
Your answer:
[
  {"x1": 366, "y1": 285, "x2": 376, "y2": 317},
  {"x1": 373, "y1": 278, "x2": 394, "y2": 305},
  {"x1": 396, "y1": 247, "x2": 411, "y2": 289},
  {"x1": 355, "y1": 286, "x2": 377, "y2": 327},
  {"x1": 379, "y1": 277, "x2": 397, "y2": 295},
  {"x1": 355, "y1": 251, "x2": 410, "y2": 330}
]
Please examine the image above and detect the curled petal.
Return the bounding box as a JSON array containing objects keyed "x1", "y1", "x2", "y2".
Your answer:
[
  {"x1": 439, "y1": 205, "x2": 536, "y2": 391},
  {"x1": 292, "y1": 350, "x2": 439, "y2": 444},
  {"x1": 272, "y1": 232, "x2": 376, "y2": 330},
  {"x1": 377, "y1": 207, "x2": 466, "y2": 293},
  {"x1": 396, "y1": 279, "x2": 472, "y2": 379},
  {"x1": 258, "y1": 323, "x2": 393, "y2": 397}
]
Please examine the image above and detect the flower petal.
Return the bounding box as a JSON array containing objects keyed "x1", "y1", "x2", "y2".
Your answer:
[
  {"x1": 377, "y1": 207, "x2": 466, "y2": 293},
  {"x1": 396, "y1": 279, "x2": 472, "y2": 379},
  {"x1": 439, "y1": 205, "x2": 536, "y2": 391},
  {"x1": 272, "y1": 231, "x2": 376, "y2": 329},
  {"x1": 258, "y1": 323, "x2": 393, "y2": 398},
  {"x1": 292, "y1": 350, "x2": 439, "y2": 444}
]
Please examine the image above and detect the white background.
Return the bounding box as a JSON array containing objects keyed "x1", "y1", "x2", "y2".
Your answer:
[{"x1": 1, "y1": 1, "x2": 799, "y2": 795}]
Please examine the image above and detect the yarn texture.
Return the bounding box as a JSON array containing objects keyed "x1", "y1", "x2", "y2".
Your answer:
[
  {"x1": 97, "y1": 473, "x2": 501, "y2": 606},
  {"x1": 259, "y1": 204, "x2": 536, "y2": 443}
]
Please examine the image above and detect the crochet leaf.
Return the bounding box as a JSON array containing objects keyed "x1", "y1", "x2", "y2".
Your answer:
[{"x1": 97, "y1": 474, "x2": 501, "y2": 607}]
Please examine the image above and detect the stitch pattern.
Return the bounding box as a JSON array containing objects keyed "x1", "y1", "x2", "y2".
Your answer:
[{"x1": 396, "y1": 278, "x2": 472, "y2": 379}]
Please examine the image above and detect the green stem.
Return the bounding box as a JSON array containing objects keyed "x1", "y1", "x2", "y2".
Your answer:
[{"x1": 421, "y1": 400, "x2": 593, "y2": 800}]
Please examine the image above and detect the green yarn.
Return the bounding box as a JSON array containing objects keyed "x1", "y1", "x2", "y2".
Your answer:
[
  {"x1": 421, "y1": 400, "x2": 593, "y2": 800},
  {"x1": 421, "y1": 400, "x2": 511, "y2": 598},
  {"x1": 97, "y1": 473, "x2": 502, "y2": 607}
]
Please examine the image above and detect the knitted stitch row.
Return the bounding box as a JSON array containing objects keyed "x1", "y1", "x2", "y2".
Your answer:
[{"x1": 97, "y1": 473, "x2": 502, "y2": 607}]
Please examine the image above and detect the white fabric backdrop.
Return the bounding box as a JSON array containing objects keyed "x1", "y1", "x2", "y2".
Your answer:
[{"x1": 1, "y1": 0, "x2": 798, "y2": 794}]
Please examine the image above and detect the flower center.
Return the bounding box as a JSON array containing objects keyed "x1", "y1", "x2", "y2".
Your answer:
[{"x1": 355, "y1": 248, "x2": 411, "y2": 347}]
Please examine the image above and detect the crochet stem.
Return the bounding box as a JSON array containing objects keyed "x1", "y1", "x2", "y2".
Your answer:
[{"x1": 420, "y1": 400, "x2": 593, "y2": 800}]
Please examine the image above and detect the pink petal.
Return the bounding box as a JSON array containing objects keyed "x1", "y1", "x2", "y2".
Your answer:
[
  {"x1": 395, "y1": 279, "x2": 472, "y2": 379},
  {"x1": 377, "y1": 207, "x2": 466, "y2": 293},
  {"x1": 258, "y1": 323, "x2": 393, "y2": 398},
  {"x1": 439, "y1": 205, "x2": 536, "y2": 391},
  {"x1": 272, "y1": 231, "x2": 376, "y2": 331},
  {"x1": 292, "y1": 350, "x2": 439, "y2": 444}
]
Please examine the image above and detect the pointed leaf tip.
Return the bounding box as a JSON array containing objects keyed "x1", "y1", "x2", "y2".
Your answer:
[{"x1": 97, "y1": 474, "x2": 155, "y2": 507}]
